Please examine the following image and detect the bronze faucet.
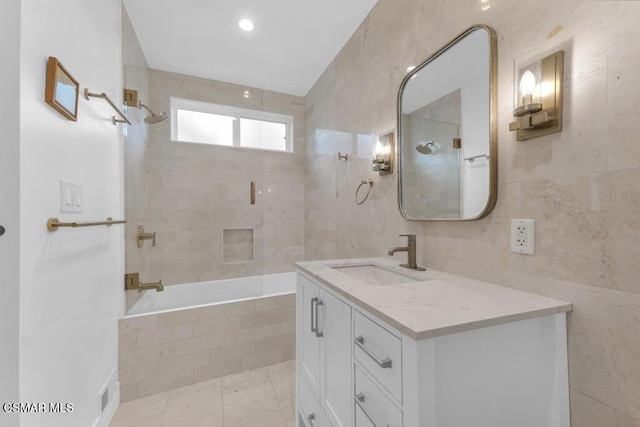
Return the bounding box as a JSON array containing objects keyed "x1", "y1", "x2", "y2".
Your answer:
[{"x1": 388, "y1": 234, "x2": 426, "y2": 271}]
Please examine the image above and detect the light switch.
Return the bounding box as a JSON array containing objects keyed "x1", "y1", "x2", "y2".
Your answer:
[{"x1": 60, "y1": 181, "x2": 83, "y2": 213}]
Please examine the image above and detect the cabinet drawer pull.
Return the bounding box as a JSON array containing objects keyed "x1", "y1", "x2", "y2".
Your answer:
[
  {"x1": 355, "y1": 393, "x2": 387, "y2": 427},
  {"x1": 307, "y1": 412, "x2": 316, "y2": 426},
  {"x1": 311, "y1": 297, "x2": 318, "y2": 334},
  {"x1": 355, "y1": 335, "x2": 392, "y2": 369},
  {"x1": 315, "y1": 300, "x2": 324, "y2": 338}
]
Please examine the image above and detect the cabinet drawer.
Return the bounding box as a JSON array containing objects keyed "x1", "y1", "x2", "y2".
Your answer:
[
  {"x1": 354, "y1": 311, "x2": 402, "y2": 402},
  {"x1": 355, "y1": 364, "x2": 402, "y2": 427},
  {"x1": 298, "y1": 375, "x2": 331, "y2": 427}
]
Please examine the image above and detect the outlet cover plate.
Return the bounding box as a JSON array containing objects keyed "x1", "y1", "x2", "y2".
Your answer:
[{"x1": 510, "y1": 219, "x2": 535, "y2": 255}]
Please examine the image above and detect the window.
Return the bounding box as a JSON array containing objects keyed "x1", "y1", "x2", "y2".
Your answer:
[{"x1": 170, "y1": 97, "x2": 293, "y2": 153}]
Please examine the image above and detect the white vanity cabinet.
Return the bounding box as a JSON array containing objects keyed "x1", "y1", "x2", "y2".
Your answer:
[
  {"x1": 296, "y1": 259, "x2": 572, "y2": 427},
  {"x1": 297, "y1": 273, "x2": 353, "y2": 427}
]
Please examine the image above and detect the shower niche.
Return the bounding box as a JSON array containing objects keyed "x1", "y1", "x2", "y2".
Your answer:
[{"x1": 397, "y1": 25, "x2": 497, "y2": 220}]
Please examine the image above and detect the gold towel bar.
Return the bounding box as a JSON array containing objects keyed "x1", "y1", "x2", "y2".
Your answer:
[
  {"x1": 84, "y1": 88, "x2": 132, "y2": 125},
  {"x1": 47, "y1": 217, "x2": 127, "y2": 232}
]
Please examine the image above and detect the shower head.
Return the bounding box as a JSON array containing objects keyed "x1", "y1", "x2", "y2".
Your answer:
[
  {"x1": 139, "y1": 102, "x2": 169, "y2": 124},
  {"x1": 416, "y1": 141, "x2": 435, "y2": 155}
]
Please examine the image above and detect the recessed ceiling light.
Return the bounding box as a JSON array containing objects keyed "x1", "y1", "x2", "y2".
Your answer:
[{"x1": 238, "y1": 18, "x2": 255, "y2": 32}]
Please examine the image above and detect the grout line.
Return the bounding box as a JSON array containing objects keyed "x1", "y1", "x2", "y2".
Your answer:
[
  {"x1": 269, "y1": 373, "x2": 288, "y2": 426},
  {"x1": 159, "y1": 391, "x2": 170, "y2": 427}
]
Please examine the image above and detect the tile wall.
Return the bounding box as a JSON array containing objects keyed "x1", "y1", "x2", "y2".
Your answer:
[
  {"x1": 304, "y1": 1, "x2": 640, "y2": 425},
  {"x1": 118, "y1": 294, "x2": 295, "y2": 402},
  {"x1": 123, "y1": 10, "x2": 305, "y2": 288}
]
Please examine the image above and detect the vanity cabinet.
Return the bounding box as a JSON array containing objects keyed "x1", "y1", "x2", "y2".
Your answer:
[
  {"x1": 297, "y1": 274, "x2": 352, "y2": 427},
  {"x1": 296, "y1": 261, "x2": 571, "y2": 427}
]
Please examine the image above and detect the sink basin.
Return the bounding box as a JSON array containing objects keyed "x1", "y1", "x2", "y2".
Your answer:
[{"x1": 330, "y1": 263, "x2": 427, "y2": 286}]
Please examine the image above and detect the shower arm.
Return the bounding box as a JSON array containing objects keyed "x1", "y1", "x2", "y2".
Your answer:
[{"x1": 138, "y1": 102, "x2": 154, "y2": 114}]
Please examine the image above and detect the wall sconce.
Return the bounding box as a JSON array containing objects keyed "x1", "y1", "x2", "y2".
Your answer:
[
  {"x1": 372, "y1": 131, "x2": 394, "y2": 176},
  {"x1": 509, "y1": 50, "x2": 564, "y2": 141}
]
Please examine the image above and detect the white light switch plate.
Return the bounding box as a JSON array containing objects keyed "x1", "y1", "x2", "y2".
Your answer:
[
  {"x1": 510, "y1": 219, "x2": 535, "y2": 255},
  {"x1": 60, "y1": 181, "x2": 83, "y2": 213}
]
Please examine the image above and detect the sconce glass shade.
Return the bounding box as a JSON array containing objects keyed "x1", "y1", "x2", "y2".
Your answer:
[
  {"x1": 372, "y1": 131, "x2": 394, "y2": 176},
  {"x1": 509, "y1": 50, "x2": 564, "y2": 140},
  {"x1": 520, "y1": 71, "x2": 536, "y2": 101},
  {"x1": 514, "y1": 63, "x2": 543, "y2": 117}
]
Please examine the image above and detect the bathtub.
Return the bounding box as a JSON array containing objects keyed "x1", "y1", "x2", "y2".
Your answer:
[
  {"x1": 119, "y1": 272, "x2": 297, "y2": 401},
  {"x1": 125, "y1": 271, "x2": 296, "y2": 317}
]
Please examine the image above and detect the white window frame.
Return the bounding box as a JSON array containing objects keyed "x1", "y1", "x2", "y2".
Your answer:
[{"x1": 170, "y1": 97, "x2": 294, "y2": 153}]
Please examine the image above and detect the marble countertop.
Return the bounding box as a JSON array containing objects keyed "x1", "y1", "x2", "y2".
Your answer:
[{"x1": 295, "y1": 257, "x2": 572, "y2": 340}]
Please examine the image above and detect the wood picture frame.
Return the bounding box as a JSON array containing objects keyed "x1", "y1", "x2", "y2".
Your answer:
[{"x1": 45, "y1": 57, "x2": 79, "y2": 121}]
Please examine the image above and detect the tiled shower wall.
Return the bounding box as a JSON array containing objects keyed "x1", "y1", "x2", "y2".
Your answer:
[
  {"x1": 305, "y1": 1, "x2": 640, "y2": 425},
  {"x1": 118, "y1": 294, "x2": 295, "y2": 402},
  {"x1": 123, "y1": 10, "x2": 305, "y2": 287}
]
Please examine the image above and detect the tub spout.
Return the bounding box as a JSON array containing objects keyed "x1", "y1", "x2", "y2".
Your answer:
[{"x1": 139, "y1": 280, "x2": 164, "y2": 292}]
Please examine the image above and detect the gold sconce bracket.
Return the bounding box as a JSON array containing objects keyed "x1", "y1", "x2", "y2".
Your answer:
[{"x1": 509, "y1": 50, "x2": 564, "y2": 141}]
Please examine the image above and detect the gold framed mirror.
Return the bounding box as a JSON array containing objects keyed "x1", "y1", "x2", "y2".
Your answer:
[{"x1": 397, "y1": 25, "x2": 497, "y2": 221}]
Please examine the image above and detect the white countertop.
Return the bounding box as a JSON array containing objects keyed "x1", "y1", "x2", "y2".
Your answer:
[{"x1": 295, "y1": 257, "x2": 572, "y2": 340}]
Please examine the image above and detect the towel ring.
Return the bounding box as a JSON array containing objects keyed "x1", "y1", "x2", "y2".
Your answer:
[{"x1": 356, "y1": 179, "x2": 374, "y2": 205}]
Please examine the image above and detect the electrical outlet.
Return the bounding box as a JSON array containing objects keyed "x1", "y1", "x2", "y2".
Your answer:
[{"x1": 510, "y1": 219, "x2": 535, "y2": 255}]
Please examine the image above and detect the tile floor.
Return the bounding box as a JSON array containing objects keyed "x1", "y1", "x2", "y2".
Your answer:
[{"x1": 110, "y1": 360, "x2": 295, "y2": 427}]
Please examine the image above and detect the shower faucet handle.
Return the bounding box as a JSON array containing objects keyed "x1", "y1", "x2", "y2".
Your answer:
[{"x1": 136, "y1": 225, "x2": 156, "y2": 248}]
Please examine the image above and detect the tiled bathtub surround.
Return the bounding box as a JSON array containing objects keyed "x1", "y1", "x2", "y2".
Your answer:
[
  {"x1": 304, "y1": 0, "x2": 640, "y2": 425},
  {"x1": 118, "y1": 294, "x2": 295, "y2": 402}
]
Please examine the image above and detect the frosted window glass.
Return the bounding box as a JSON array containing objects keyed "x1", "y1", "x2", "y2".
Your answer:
[
  {"x1": 176, "y1": 109, "x2": 234, "y2": 146},
  {"x1": 240, "y1": 118, "x2": 287, "y2": 151}
]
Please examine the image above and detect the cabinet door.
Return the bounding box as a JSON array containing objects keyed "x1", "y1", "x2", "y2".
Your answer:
[
  {"x1": 319, "y1": 289, "x2": 353, "y2": 427},
  {"x1": 299, "y1": 373, "x2": 332, "y2": 427},
  {"x1": 298, "y1": 275, "x2": 321, "y2": 398}
]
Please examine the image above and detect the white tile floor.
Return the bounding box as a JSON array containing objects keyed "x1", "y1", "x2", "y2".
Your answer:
[{"x1": 110, "y1": 360, "x2": 295, "y2": 427}]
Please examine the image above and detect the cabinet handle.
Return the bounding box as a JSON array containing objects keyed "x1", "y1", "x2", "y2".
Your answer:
[
  {"x1": 307, "y1": 412, "x2": 316, "y2": 426},
  {"x1": 310, "y1": 297, "x2": 318, "y2": 334},
  {"x1": 355, "y1": 393, "x2": 387, "y2": 427},
  {"x1": 315, "y1": 300, "x2": 324, "y2": 338},
  {"x1": 354, "y1": 336, "x2": 392, "y2": 369}
]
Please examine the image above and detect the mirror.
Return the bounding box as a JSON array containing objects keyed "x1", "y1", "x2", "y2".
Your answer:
[{"x1": 397, "y1": 25, "x2": 497, "y2": 220}]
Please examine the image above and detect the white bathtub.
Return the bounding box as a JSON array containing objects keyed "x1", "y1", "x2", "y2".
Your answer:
[{"x1": 125, "y1": 272, "x2": 297, "y2": 317}]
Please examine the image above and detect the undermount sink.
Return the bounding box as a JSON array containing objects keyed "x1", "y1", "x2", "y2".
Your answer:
[{"x1": 330, "y1": 263, "x2": 427, "y2": 286}]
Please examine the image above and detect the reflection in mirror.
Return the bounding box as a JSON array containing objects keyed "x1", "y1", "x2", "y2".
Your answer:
[{"x1": 398, "y1": 25, "x2": 497, "y2": 220}]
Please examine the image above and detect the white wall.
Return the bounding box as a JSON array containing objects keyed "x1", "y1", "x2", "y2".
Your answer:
[
  {"x1": 18, "y1": 1, "x2": 123, "y2": 426},
  {"x1": 0, "y1": 1, "x2": 21, "y2": 426}
]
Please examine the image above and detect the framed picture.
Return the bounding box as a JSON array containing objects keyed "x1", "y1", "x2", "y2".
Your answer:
[{"x1": 45, "y1": 57, "x2": 79, "y2": 121}]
